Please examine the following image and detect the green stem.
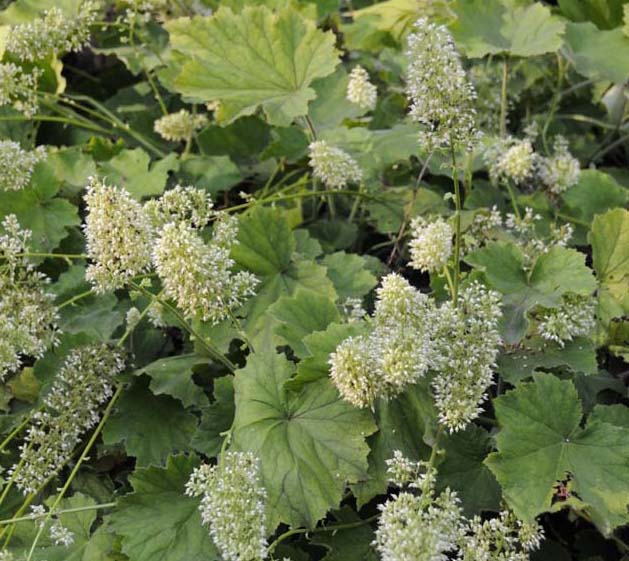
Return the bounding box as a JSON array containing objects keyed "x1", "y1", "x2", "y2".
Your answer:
[
  {"x1": 0, "y1": 502, "x2": 115, "y2": 526},
  {"x1": 450, "y1": 144, "x2": 462, "y2": 305},
  {"x1": 0, "y1": 415, "x2": 32, "y2": 454},
  {"x1": 499, "y1": 57, "x2": 508, "y2": 138},
  {"x1": 128, "y1": 282, "x2": 235, "y2": 372},
  {"x1": 542, "y1": 54, "x2": 565, "y2": 152},
  {"x1": 504, "y1": 180, "x2": 521, "y2": 220},
  {"x1": 268, "y1": 514, "x2": 379, "y2": 555},
  {"x1": 25, "y1": 386, "x2": 124, "y2": 560},
  {"x1": 443, "y1": 266, "x2": 455, "y2": 298},
  {"x1": 57, "y1": 289, "x2": 94, "y2": 310}
]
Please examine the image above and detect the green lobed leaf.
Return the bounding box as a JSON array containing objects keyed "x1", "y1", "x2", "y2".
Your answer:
[
  {"x1": 590, "y1": 208, "x2": 629, "y2": 325},
  {"x1": 0, "y1": 161, "x2": 79, "y2": 252},
  {"x1": 438, "y1": 424, "x2": 502, "y2": 516},
  {"x1": 98, "y1": 148, "x2": 179, "y2": 199},
  {"x1": 110, "y1": 455, "x2": 217, "y2": 561},
  {"x1": 103, "y1": 379, "x2": 197, "y2": 466},
  {"x1": 563, "y1": 22, "x2": 629, "y2": 83},
  {"x1": 322, "y1": 251, "x2": 378, "y2": 301},
  {"x1": 486, "y1": 373, "x2": 629, "y2": 535},
  {"x1": 269, "y1": 289, "x2": 340, "y2": 357},
  {"x1": 231, "y1": 351, "x2": 377, "y2": 528},
  {"x1": 166, "y1": 6, "x2": 340, "y2": 125},
  {"x1": 136, "y1": 354, "x2": 209, "y2": 409},
  {"x1": 191, "y1": 375, "x2": 235, "y2": 458},
  {"x1": 451, "y1": 0, "x2": 565, "y2": 58}
]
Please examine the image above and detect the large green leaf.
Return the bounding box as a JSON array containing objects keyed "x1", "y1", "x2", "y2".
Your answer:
[
  {"x1": 98, "y1": 148, "x2": 179, "y2": 199},
  {"x1": 192, "y1": 376, "x2": 235, "y2": 458},
  {"x1": 110, "y1": 455, "x2": 217, "y2": 561},
  {"x1": 232, "y1": 207, "x2": 337, "y2": 350},
  {"x1": 286, "y1": 321, "x2": 367, "y2": 391},
  {"x1": 486, "y1": 373, "x2": 629, "y2": 535},
  {"x1": 590, "y1": 208, "x2": 629, "y2": 324},
  {"x1": 563, "y1": 22, "x2": 629, "y2": 83},
  {"x1": 166, "y1": 6, "x2": 339, "y2": 126},
  {"x1": 558, "y1": 0, "x2": 628, "y2": 29},
  {"x1": 438, "y1": 425, "x2": 501, "y2": 516},
  {"x1": 231, "y1": 351, "x2": 377, "y2": 528},
  {"x1": 269, "y1": 289, "x2": 340, "y2": 357},
  {"x1": 451, "y1": 0, "x2": 565, "y2": 58},
  {"x1": 322, "y1": 251, "x2": 378, "y2": 301},
  {"x1": 103, "y1": 379, "x2": 197, "y2": 466},
  {"x1": 497, "y1": 337, "x2": 597, "y2": 384},
  {"x1": 136, "y1": 354, "x2": 209, "y2": 409}
]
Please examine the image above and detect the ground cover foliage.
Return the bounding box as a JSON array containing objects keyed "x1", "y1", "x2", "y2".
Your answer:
[{"x1": 0, "y1": 0, "x2": 628, "y2": 560}]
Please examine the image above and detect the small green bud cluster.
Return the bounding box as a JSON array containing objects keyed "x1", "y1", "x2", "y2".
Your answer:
[
  {"x1": 346, "y1": 66, "x2": 378, "y2": 110},
  {"x1": 535, "y1": 294, "x2": 596, "y2": 347},
  {"x1": 153, "y1": 109, "x2": 208, "y2": 142},
  {"x1": 308, "y1": 140, "x2": 363, "y2": 189},
  {"x1": 432, "y1": 282, "x2": 502, "y2": 432},
  {"x1": 13, "y1": 345, "x2": 125, "y2": 494},
  {"x1": 0, "y1": 63, "x2": 41, "y2": 117},
  {"x1": 0, "y1": 216, "x2": 59, "y2": 380},
  {"x1": 5, "y1": 2, "x2": 99, "y2": 62},
  {"x1": 0, "y1": 141, "x2": 46, "y2": 192},
  {"x1": 408, "y1": 217, "x2": 453, "y2": 273},
  {"x1": 405, "y1": 18, "x2": 479, "y2": 152},
  {"x1": 186, "y1": 451, "x2": 268, "y2": 561}
]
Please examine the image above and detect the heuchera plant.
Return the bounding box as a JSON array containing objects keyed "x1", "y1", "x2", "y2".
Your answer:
[{"x1": 0, "y1": 1, "x2": 627, "y2": 560}]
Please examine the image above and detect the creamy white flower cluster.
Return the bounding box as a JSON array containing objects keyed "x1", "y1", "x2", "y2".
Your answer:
[
  {"x1": 408, "y1": 217, "x2": 453, "y2": 274},
  {"x1": 432, "y1": 282, "x2": 502, "y2": 432},
  {"x1": 376, "y1": 452, "x2": 544, "y2": 561},
  {"x1": 485, "y1": 134, "x2": 580, "y2": 194},
  {"x1": 49, "y1": 519, "x2": 75, "y2": 547},
  {"x1": 330, "y1": 275, "x2": 501, "y2": 432},
  {"x1": 537, "y1": 136, "x2": 581, "y2": 194},
  {"x1": 0, "y1": 215, "x2": 60, "y2": 380},
  {"x1": 308, "y1": 140, "x2": 363, "y2": 189},
  {"x1": 83, "y1": 180, "x2": 257, "y2": 324},
  {"x1": 330, "y1": 274, "x2": 440, "y2": 409},
  {"x1": 5, "y1": 1, "x2": 99, "y2": 62},
  {"x1": 186, "y1": 451, "x2": 268, "y2": 561},
  {"x1": 13, "y1": 345, "x2": 125, "y2": 494},
  {"x1": 485, "y1": 137, "x2": 536, "y2": 186},
  {"x1": 154, "y1": 109, "x2": 208, "y2": 142},
  {"x1": 535, "y1": 294, "x2": 596, "y2": 347},
  {"x1": 0, "y1": 63, "x2": 41, "y2": 117},
  {"x1": 153, "y1": 216, "x2": 258, "y2": 324},
  {"x1": 83, "y1": 177, "x2": 153, "y2": 293},
  {"x1": 346, "y1": 66, "x2": 378, "y2": 110},
  {"x1": 144, "y1": 184, "x2": 214, "y2": 229},
  {"x1": 405, "y1": 18, "x2": 479, "y2": 152},
  {"x1": 0, "y1": 141, "x2": 47, "y2": 192}
]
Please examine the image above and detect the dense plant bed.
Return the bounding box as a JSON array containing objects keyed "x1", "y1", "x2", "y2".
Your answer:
[{"x1": 0, "y1": 0, "x2": 627, "y2": 560}]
